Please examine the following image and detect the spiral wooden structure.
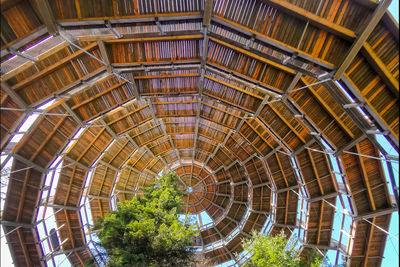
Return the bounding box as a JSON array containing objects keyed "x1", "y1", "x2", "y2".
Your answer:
[{"x1": 0, "y1": 0, "x2": 398, "y2": 266}]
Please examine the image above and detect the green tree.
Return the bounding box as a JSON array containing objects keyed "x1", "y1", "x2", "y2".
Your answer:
[
  {"x1": 240, "y1": 230, "x2": 323, "y2": 267},
  {"x1": 95, "y1": 171, "x2": 198, "y2": 267}
]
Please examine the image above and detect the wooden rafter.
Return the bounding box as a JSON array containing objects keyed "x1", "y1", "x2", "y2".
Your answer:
[
  {"x1": 16, "y1": 228, "x2": 32, "y2": 267},
  {"x1": 12, "y1": 43, "x2": 99, "y2": 90},
  {"x1": 334, "y1": 0, "x2": 391, "y2": 79},
  {"x1": 362, "y1": 217, "x2": 376, "y2": 267},
  {"x1": 307, "y1": 149, "x2": 325, "y2": 195},
  {"x1": 264, "y1": 0, "x2": 355, "y2": 39},
  {"x1": 355, "y1": 143, "x2": 376, "y2": 211}
]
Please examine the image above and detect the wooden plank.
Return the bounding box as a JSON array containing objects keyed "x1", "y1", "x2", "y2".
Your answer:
[
  {"x1": 336, "y1": 133, "x2": 367, "y2": 156},
  {"x1": 153, "y1": 100, "x2": 197, "y2": 105}
]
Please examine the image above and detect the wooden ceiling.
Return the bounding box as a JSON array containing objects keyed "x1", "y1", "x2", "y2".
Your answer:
[{"x1": 0, "y1": 0, "x2": 398, "y2": 266}]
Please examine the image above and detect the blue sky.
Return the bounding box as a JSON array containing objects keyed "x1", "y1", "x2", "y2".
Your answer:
[{"x1": 388, "y1": 1, "x2": 399, "y2": 22}]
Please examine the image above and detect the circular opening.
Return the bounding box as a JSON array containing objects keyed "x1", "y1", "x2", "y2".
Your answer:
[{"x1": 187, "y1": 186, "x2": 193, "y2": 193}]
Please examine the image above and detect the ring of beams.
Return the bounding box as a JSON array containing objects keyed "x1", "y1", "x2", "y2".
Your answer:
[{"x1": 0, "y1": 0, "x2": 398, "y2": 266}]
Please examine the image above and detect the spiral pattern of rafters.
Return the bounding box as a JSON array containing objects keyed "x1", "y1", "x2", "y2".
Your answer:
[{"x1": 0, "y1": 0, "x2": 398, "y2": 266}]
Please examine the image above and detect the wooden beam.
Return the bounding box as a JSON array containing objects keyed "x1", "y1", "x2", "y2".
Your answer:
[
  {"x1": 71, "y1": 81, "x2": 127, "y2": 109},
  {"x1": 16, "y1": 228, "x2": 32, "y2": 267},
  {"x1": 16, "y1": 169, "x2": 30, "y2": 222},
  {"x1": 63, "y1": 165, "x2": 78, "y2": 206},
  {"x1": 77, "y1": 128, "x2": 106, "y2": 161},
  {"x1": 30, "y1": 117, "x2": 68, "y2": 161},
  {"x1": 212, "y1": 16, "x2": 335, "y2": 69},
  {"x1": 363, "y1": 43, "x2": 399, "y2": 96},
  {"x1": 275, "y1": 153, "x2": 289, "y2": 187},
  {"x1": 106, "y1": 34, "x2": 203, "y2": 43},
  {"x1": 12, "y1": 42, "x2": 99, "y2": 90},
  {"x1": 355, "y1": 143, "x2": 376, "y2": 211},
  {"x1": 341, "y1": 76, "x2": 398, "y2": 147},
  {"x1": 284, "y1": 191, "x2": 289, "y2": 224},
  {"x1": 268, "y1": 104, "x2": 306, "y2": 143},
  {"x1": 203, "y1": 91, "x2": 257, "y2": 114},
  {"x1": 265, "y1": 0, "x2": 355, "y2": 39},
  {"x1": 135, "y1": 74, "x2": 199, "y2": 79},
  {"x1": 335, "y1": 133, "x2": 367, "y2": 156},
  {"x1": 202, "y1": 102, "x2": 242, "y2": 119},
  {"x1": 107, "y1": 104, "x2": 149, "y2": 125},
  {"x1": 9, "y1": 153, "x2": 45, "y2": 173},
  {"x1": 57, "y1": 12, "x2": 201, "y2": 24},
  {"x1": 307, "y1": 149, "x2": 325, "y2": 195},
  {"x1": 0, "y1": 221, "x2": 34, "y2": 228},
  {"x1": 309, "y1": 191, "x2": 339, "y2": 202},
  {"x1": 300, "y1": 78, "x2": 355, "y2": 138},
  {"x1": 205, "y1": 75, "x2": 264, "y2": 100},
  {"x1": 0, "y1": 82, "x2": 27, "y2": 108},
  {"x1": 97, "y1": 40, "x2": 112, "y2": 73},
  {"x1": 244, "y1": 120, "x2": 275, "y2": 150},
  {"x1": 210, "y1": 37, "x2": 295, "y2": 74},
  {"x1": 34, "y1": 0, "x2": 57, "y2": 34},
  {"x1": 63, "y1": 209, "x2": 75, "y2": 247},
  {"x1": 203, "y1": 0, "x2": 214, "y2": 27},
  {"x1": 334, "y1": 0, "x2": 391, "y2": 80},
  {"x1": 354, "y1": 207, "x2": 397, "y2": 221},
  {"x1": 317, "y1": 200, "x2": 324, "y2": 244},
  {"x1": 362, "y1": 218, "x2": 376, "y2": 267},
  {"x1": 284, "y1": 72, "x2": 302, "y2": 94}
]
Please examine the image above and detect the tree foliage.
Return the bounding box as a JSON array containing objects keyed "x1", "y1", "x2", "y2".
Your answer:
[
  {"x1": 95, "y1": 171, "x2": 198, "y2": 267},
  {"x1": 241, "y1": 230, "x2": 323, "y2": 267}
]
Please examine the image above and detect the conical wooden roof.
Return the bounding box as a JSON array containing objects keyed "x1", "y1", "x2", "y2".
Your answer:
[{"x1": 0, "y1": 0, "x2": 398, "y2": 266}]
